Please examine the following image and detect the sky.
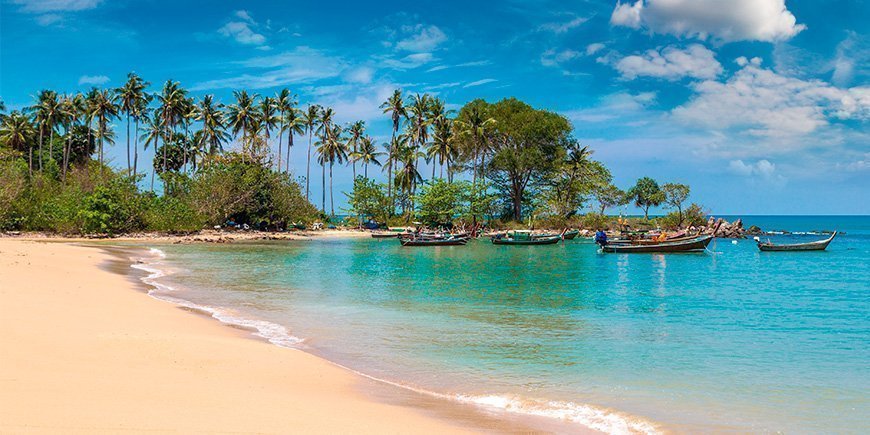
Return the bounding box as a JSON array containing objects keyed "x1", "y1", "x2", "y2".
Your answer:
[{"x1": 1, "y1": 0, "x2": 868, "y2": 215}]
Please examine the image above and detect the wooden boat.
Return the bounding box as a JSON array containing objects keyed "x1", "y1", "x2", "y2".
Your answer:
[
  {"x1": 757, "y1": 232, "x2": 836, "y2": 252},
  {"x1": 602, "y1": 235, "x2": 713, "y2": 253},
  {"x1": 401, "y1": 237, "x2": 468, "y2": 246},
  {"x1": 562, "y1": 229, "x2": 580, "y2": 240},
  {"x1": 371, "y1": 232, "x2": 399, "y2": 239},
  {"x1": 491, "y1": 230, "x2": 562, "y2": 246},
  {"x1": 608, "y1": 233, "x2": 701, "y2": 245}
]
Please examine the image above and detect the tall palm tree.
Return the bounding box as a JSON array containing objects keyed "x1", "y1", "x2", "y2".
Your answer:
[
  {"x1": 350, "y1": 136, "x2": 383, "y2": 178},
  {"x1": 258, "y1": 97, "x2": 278, "y2": 162},
  {"x1": 379, "y1": 89, "x2": 406, "y2": 209},
  {"x1": 393, "y1": 135, "x2": 424, "y2": 217},
  {"x1": 194, "y1": 95, "x2": 229, "y2": 158},
  {"x1": 131, "y1": 91, "x2": 152, "y2": 178},
  {"x1": 57, "y1": 94, "x2": 75, "y2": 180},
  {"x1": 157, "y1": 81, "x2": 188, "y2": 174},
  {"x1": 274, "y1": 89, "x2": 293, "y2": 172},
  {"x1": 302, "y1": 105, "x2": 321, "y2": 201},
  {"x1": 31, "y1": 90, "x2": 60, "y2": 170},
  {"x1": 281, "y1": 106, "x2": 305, "y2": 174},
  {"x1": 226, "y1": 90, "x2": 258, "y2": 160},
  {"x1": 406, "y1": 93, "x2": 432, "y2": 171},
  {"x1": 315, "y1": 123, "x2": 347, "y2": 216},
  {"x1": 117, "y1": 73, "x2": 149, "y2": 176},
  {"x1": 91, "y1": 89, "x2": 119, "y2": 172},
  {"x1": 84, "y1": 88, "x2": 100, "y2": 158},
  {"x1": 455, "y1": 105, "x2": 495, "y2": 186},
  {"x1": 140, "y1": 112, "x2": 162, "y2": 191},
  {"x1": 0, "y1": 111, "x2": 35, "y2": 174},
  {"x1": 346, "y1": 120, "x2": 365, "y2": 179},
  {"x1": 429, "y1": 116, "x2": 455, "y2": 180}
]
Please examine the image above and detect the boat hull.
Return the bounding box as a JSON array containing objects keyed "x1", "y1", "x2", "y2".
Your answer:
[
  {"x1": 757, "y1": 232, "x2": 836, "y2": 251},
  {"x1": 602, "y1": 235, "x2": 713, "y2": 253},
  {"x1": 491, "y1": 236, "x2": 561, "y2": 245},
  {"x1": 401, "y1": 238, "x2": 468, "y2": 246}
]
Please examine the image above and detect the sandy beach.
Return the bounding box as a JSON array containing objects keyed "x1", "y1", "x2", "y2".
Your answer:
[{"x1": 0, "y1": 239, "x2": 476, "y2": 433}]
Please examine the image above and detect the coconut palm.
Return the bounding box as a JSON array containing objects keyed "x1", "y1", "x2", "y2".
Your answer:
[
  {"x1": 91, "y1": 89, "x2": 119, "y2": 171},
  {"x1": 455, "y1": 105, "x2": 495, "y2": 185},
  {"x1": 156, "y1": 81, "x2": 188, "y2": 174},
  {"x1": 428, "y1": 116, "x2": 455, "y2": 180},
  {"x1": 117, "y1": 73, "x2": 149, "y2": 176},
  {"x1": 0, "y1": 111, "x2": 35, "y2": 173},
  {"x1": 379, "y1": 89, "x2": 406, "y2": 208},
  {"x1": 193, "y1": 95, "x2": 229, "y2": 158},
  {"x1": 140, "y1": 112, "x2": 163, "y2": 190},
  {"x1": 302, "y1": 105, "x2": 321, "y2": 200},
  {"x1": 315, "y1": 123, "x2": 347, "y2": 216},
  {"x1": 281, "y1": 106, "x2": 305, "y2": 174},
  {"x1": 393, "y1": 135, "x2": 424, "y2": 216},
  {"x1": 31, "y1": 90, "x2": 61, "y2": 170},
  {"x1": 274, "y1": 89, "x2": 293, "y2": 172},
  {"x1": 226, "y1": 90, "x2": 258, "y2": 160},
  {"x1": 346, "y1": 120, "x2": 365, "y2": 179},
  {"x1": 350, "y1": 136, "x2": 383, "y2": 178},
  {"x1": 259, "y1": 96, "x2": 278, "y2": 160}
]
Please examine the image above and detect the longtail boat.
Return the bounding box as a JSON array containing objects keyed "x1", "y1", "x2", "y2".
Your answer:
[
  {"x1": 562, "y1": 229, "x2": 580, "y2": 240},
  {"x1": 491, "y1": 230, "x2": 563, "y2": 246},
  {"x1": 608, "y1": 232, "x2": 702, "y2": 245},
  {"x1": 602, "y1": 235, "x2": 712, "y2": 253},
  {"x1": 401, "y1": 236, "x2": 468, "y2": 246},
  {"x1": 756, "y1": 232, "x2": 836, "y2": 252},
  {"x1": 371, "y1": 232, "x2": 399, "y2": 239}
]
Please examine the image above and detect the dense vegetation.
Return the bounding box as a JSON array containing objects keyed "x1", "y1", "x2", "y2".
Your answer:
[{"x1": 0, "y1": 74, "x2": 700, "y2": 234}]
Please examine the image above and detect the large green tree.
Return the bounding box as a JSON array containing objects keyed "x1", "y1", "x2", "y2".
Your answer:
[
  {"x1": 662, "y1": 182, "x2": 691, "y2": 226},
  {"x1": 627, "y1": 177, "x2": 665, "y2": 219}
]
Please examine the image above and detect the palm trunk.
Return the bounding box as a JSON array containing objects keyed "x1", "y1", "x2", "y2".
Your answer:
[
  {"x1": 126, "y1": 115, "x2": 131, "y2": 176},
  {"x1": 329, "y1": 162, "x2": 334, "y2": 216},
  {"x1": 38, "y1": 127, "x2": 44, "y2": 171},
  {"x1": 286, "y1": 132, "x2": 293, "y2": 174},
  {"x1": 49, "y1": 127, "x2": 55, "y2": 164},
  {"x1": 321, "y1": 161, "x2": 326, "y2": 213},
  {"x1": 277, "y1": 113, "x2": 284, "y2": 172},
  {"x1": 28, "y1": 147, "x2": 33, "y2": 177},
  {"x1": 306, "y1": 129, "x2": 312, "y2": 200},
  {"x1": 62, "y1": 126, "x2": 71, "y2": 181},
  {"x1": 364, "y1": 163, "x2": 368, "y2": 179},
  {"x1": 133, "y1": 117, "x2": 139, "y2": 179},
  {"x1": 352, "y1": 143, "x2": 356, "y2": 179}
]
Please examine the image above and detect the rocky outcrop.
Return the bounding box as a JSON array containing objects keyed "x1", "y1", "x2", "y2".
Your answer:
[{"x1": 696, "y1": 217, "x2": 750, "y2": 238}]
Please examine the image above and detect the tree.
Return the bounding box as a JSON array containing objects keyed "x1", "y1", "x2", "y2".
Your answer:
[
  {"x1": 274, "y1": 89, "x2": 293, "y2": 172},
  {"x1": 31, "y1": 90, "x2": 60, "y2": 171},
  {"x1": 662, "y1": 182, "x2": 691, "y2": 226},
  {"x1": 416, "y1": 179, "x2": 464, "y2": 225},
  {"x1": 193, "y1": 95, "x2": 229, "y2": 158},
  {"x1": 345, "y1": 176, "x2": 390, "y2": 225},
  {"x1": 380, "y1": 89, "x2": 406, "y2": 210},
  {"x1": 627, "y1": 177, "x2": 665, "y2": 219},
  {"x1": 546, "y1": 144, "x2": 595, "y2": 218},
  {"x1": 478, "y1": 98, "x2": 572, "y2": 221},
  {"x1": 91, "y1": 89, "x2": 119, "y2": 172},
  {"x1": 406, "y1": 93, "x2": 431, "y2": 176},
  {"x1": 454, "y1": 100, "x2": 495, "y2": 186},
  {"x1": 346, "y1": 120, "x2": 365, "y2": 179},
  {"x1": 157, "y1": 81, "x2": 188, "y2": 174},
  {"x1": 315, "y1": 120, "x2": 346, "y2": 216},
  {"x1": 428, "y1": 100, "x2": 455, "y2": 180},
  {"x1": 258, "y1": 97, "x2": 278, "y2": 160},
  {"x1": 117, "y1": 73, "x2": 149, "y2": 176},
  {"x1": 393, "y1": 135, "x2": 424, "y2": 217},
  {"x1": 226, "y1": 90, "x2": 257, "y2": 159},
  {"x1": 302, "y1": 104, "x2": 320, "y2": 201},
  {"x1": 350, "y1": 136, "x2": 383, "y2": 178},
  {"x1": 281, "y1": 105, "x2": 305, "y2": 174},
  {"x1": 592, "y1": 183, "x2": 626, "y2": 215},
  {"x1": 0, "y1": 111, "x2": 35, "y2": 173},
  {"x1": 140, "y1": 113, "x2": 163, "y2": 190}
]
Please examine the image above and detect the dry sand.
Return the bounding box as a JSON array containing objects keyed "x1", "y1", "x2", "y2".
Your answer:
[{"x1": 0, "y1": 239, "x2": 477, "y2": 433}]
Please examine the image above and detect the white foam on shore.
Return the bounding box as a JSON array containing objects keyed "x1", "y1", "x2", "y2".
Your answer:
[
  {"x1": 130, "y1": 248, "x2": 304, "y2": 348},
  {"x1": 129, "y1": 247, "x2": 660, "y2": 434}
]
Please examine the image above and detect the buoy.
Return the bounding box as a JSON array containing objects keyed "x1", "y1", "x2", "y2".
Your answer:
[{"x1": 732, "y1": 240, "x2": 738, "y2": 245}]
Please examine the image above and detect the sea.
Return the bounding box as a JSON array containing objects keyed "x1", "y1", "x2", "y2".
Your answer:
[{"x1": 129, "y1": 216, "x2": 869, "y2": 433}]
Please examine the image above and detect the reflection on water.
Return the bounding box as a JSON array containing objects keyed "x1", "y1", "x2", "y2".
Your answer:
[{"x1": 150, "y1": 221, "x2": 870, "y2": 433}]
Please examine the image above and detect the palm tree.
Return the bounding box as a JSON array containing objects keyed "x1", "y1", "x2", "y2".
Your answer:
[
  {"x1": 380, "y1": 89, "x2": 406, "y2": 209},
  {"x1": 57, "y1": 94, "x2": 75, "y2": 180},
  {"x1": 91, "y1": 89, "x2": 119, "y2": 172},
  {"x1": 157, "y1": 81, "x2": 188, "y2": 174},
  {"x1": 117, "y1": 73, "x2": 149, "y2": 176},
  {"x1": 455, "y1": 105, "x2": 495, "y2": 185},
  {"x1": 274, "y1": 89, "x2": 293, "y2": 172},
  {"x1": 346, "y1": 120, "x2": 365, "y2": 179},
  {"x1": 315, "y1": 123, "x2": 347, "y2": 216},
  {"x1": 281, "y1": 106, "x2": 305, "y2": 174},
  {"x1": 226, "y1": 90, "x2": 258, "y2": 160},
  {"x1": 429, "y1": 116, "x2": 455, "y2": 180},
  {"x1": 140, "y1": 112, "x2": 162, "y2": 191},
  {"x1": 31, "y1": 90, "x2": 60, "y2": 171},
  {"x1": 393, "y1": 135, "x2": 424, "y2": 217},
  {"x1": 194, "y1": 95, "x2": 229, "y2": 158},
  {"x1": 0, "y1": 111, "x2": 35, "y2": 174},
  {"x1": 302, "y1": 105, "x2": 321, "y2": 201},
  {"x1": 406, "y1": 93, "x2": 432, "y2": 172},
  {"x1": 131, "y1": 91, "x2": 152, "y2": 178},
  {"x1": 258, "y1": 96, "x2": 278, "y2": 161},
  {"x1": 350, "y1": 136, "x2": 383, "y2": 178}
]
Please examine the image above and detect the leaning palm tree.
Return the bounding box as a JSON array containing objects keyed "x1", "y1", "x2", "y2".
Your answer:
[
  {"x1": 0, "y1": 111, "x2": 35, "y2": 174},
  {"x1": 226, "y1": 90, "x2": 258, "y2": 160},
  {"x1": 193, "y1": 95, "x2": 229, "y2": 158},
  {"x1": 281, "y1": 106, "x2": 305, "y2": 174},
  {"x1": 302, "y1": 105, "x2": 321, "y2": 200},
  {"x1": 31, "y1": 90, "x2": 60, "y2": 170},
  {"x1": 350, "y1": 136, "x2": 383, "y2": 179},
  {"x1": 91, "y1": 89, "x2": 119, "y2": 172},
  {"x1": 346, "y1": 120, "x2": 365, "y2": 179},
  {"x1": 116, "y1": 72, "x2": 149, "y2": 176},
  {"x1": 274, "y1": 89, "x2": 293, "y2": 171},
  {"x1": 379, "y1": 89, "x2": 406, "y2": 209}
]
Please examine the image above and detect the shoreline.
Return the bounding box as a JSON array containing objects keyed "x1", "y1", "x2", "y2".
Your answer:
[{"x1": 0, "y1": 238, "x2": 555, "y2": 433}]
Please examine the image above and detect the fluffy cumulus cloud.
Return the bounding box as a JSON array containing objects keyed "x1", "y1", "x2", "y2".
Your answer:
[
  {"x1": 673, "y1": 58, "x2": 870, "y2": 138},
  {"x1": 610, "y1": 0, "x2": 806, "y2": 42},
  {"x1": 392, "y1": 24, "x2": 447, "y2": 52},
  {"x1": 728, "y1": 159, "x2": 776, "y2": 177},
  {"x1": 218, "y1": 10, "x2": 266, "y2": 46},
  {"x1": 614, "y1": 44, "x2": 722, "y2": 80},
  {"x1": 78, "y1": 74, "x2": 109, "y2": 85}
]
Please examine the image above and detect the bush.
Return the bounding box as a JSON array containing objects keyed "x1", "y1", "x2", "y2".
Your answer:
[
  {"x1": 143, "y1": 195, "x2": 204, "y2": 233},
  {"x1": 77, "y1": 176, "x2": 145, "y2": 235},
  {"x1": 657, "y1": 203, "x2": 708, "y2": 230},
  {"x1": 579, "y1": 212, "x2": 611, "y2": 230}
]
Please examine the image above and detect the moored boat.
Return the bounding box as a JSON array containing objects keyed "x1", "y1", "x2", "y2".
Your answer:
[
  {"x1": 401, "y1": 236, "x2": 469, "y2": 246},
  {"x1": 491, "y1": 230, "x2": 563, "y2": 246},
  {"x1": 371, "y1": 232, "x2": 399, "y2": 239},
  {"x1": 602, "y1": 235, "x2": 713, "y2": 253},
  {"x1": 756, "y1": 231, "x2": 836, "y2": 252}
]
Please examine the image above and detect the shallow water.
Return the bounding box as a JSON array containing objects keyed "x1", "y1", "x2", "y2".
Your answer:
[{"x1": 139, "y1": 216, "x2": 869, "y2": 433}]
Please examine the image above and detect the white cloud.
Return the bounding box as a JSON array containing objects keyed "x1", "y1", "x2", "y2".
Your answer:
[
  {"x1": 344, "y1": 66, "x2": 374, "y2": 84},
  {"x1": 464, "y1": 79, "x2": 498, "y2": 88},
  {"x1": 78, "y1": 75, "x2": 109, "y2": 85},
  {"x1": 35, "y1": 13, "x2": 62, "y2": 25},
  {"x1": 426, "y1": 65, "x2": 448, "y2": 72},
  {"x1": 586, "y1": 43, "x2": 605, "y2": 56},
  {"x1": 539, "y1": 16, "x2": 588, "y2": 34},
  {"x1": 11, "y1": 0, "x2": 103, "y2": 12},
  {"x1": 564, "y1": 92, "x2": 658, "y2": 124},
  {"x1": 728, "y1": 159, "x2": 776, "y2": 177},
  {"x1": 673, "y1": 59, "x2": 870, "y2": 138},
  {"x1": 382, "y1": 52, "x2": 435, "y2": 70},
  {"x1": 614, "y1": 44, "x2": 722, "y2": 81},
  {"x1": 219, "y1": 10, "x2": 266, "y2": 46},
  {"x1": 192, "y1": 47, "x2": 344, "y2": 90},
  {"x1": 610, "y1": 0, "x2": 806, "y2": 42},
  {"x1": 541, "y1": 48, "x2": 582, "y2": 67},
  {"x1": 393, "y1": 24, "x2": 447, "y2": 52}
]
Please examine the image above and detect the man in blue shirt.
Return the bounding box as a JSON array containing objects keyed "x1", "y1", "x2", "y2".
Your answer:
[{"x1": 594, "y1": 229, "x2": 608, "y2": 247}]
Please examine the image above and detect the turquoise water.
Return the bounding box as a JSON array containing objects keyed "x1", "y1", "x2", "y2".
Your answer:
[{"x1": 139, "y1": 216, "x2": 869, "y2": 433}]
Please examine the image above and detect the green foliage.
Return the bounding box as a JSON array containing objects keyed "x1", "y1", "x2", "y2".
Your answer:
[
  {"x1": 345, "y1": 176, "x2": 390, "y2": 224},
  {"x1": 142, "y1": 195, "x2": 204, "y2": 233},
  {"x1": 77, "y1": 176, "x2": 144, "y2": 234},
  {"x1": 416, "y1": 179, "x2": 464, "y2": 224},
  {"x1": 662, "y1": 182, "x2": 691, "y2": 225},
  {"x1": 658, "y1": 203, "x2": 707, "y2": 229},
  {"x1": 627, "y1": 177, "x2": 665, "y2": 219},
  {"x1": 592, "y1": 182, "x2": 627, "y2": 214},
  {"x1": 579, "y1": 212, "x2": 611, "y2": 230}
]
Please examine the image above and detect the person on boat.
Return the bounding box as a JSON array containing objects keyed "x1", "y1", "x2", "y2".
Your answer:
[{"x1": 594, "y1": 229, "x2": 608, "y2": 247}]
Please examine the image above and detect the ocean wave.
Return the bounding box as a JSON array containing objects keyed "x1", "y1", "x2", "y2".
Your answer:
[
  {"x1": 129, "y1": 247, "x2": 659, "y2": 434},
  {"x1": 130, "y1": 248, "x2": 304, "y2": 348}
]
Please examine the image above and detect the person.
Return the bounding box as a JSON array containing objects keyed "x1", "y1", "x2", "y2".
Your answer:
[{"x1": 594, "y1": 229, "x2": 608, "y2": 247}]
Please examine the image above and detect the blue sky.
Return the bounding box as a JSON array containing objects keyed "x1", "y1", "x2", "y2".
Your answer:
[{"x1": 1, "y1": 0, "x2": 868, "y2": 214}]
